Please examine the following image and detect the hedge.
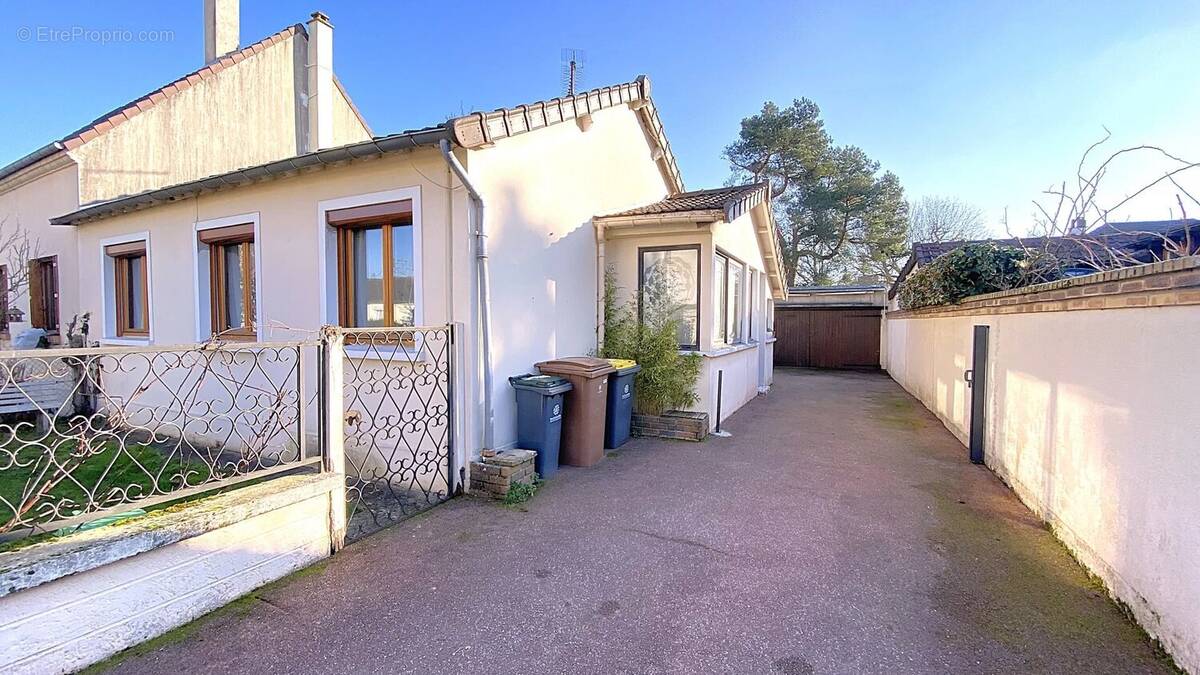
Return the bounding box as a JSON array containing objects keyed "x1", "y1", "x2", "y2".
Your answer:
[{"x1": 898, "y1": 243, "x2": 1060, "y2": 310}]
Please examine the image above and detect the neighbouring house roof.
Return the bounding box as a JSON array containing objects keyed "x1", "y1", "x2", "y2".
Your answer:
[
  {"x1": 1088, "y1": 218, "x2": 1200, "y2": 237},
  {"x1": 0, "y1": 24, "x2": 306, "y2": 183},
  {"x1": 789, "y1": 285, "x2": 885, "y2": 294},
  {"x1": 51, "y1": 76, "x2": 683, "y2": 226},
  {"x1": 910, "y1": 235, "x2": 1154, "y2": 267},
  {"x1": 781, "y1": 284, "x2": 887, "y2": 308},
  {"x1": 889, "y1": 233, "x2": 1166, "y2": 298},
  {"x1": 598, "y1": 182, "x2": 769, "y2": 222}
]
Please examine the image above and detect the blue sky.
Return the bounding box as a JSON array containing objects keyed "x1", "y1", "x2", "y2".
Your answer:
[{"x1": 3, "y1": 1, "x2": 1198, "y2": 234}]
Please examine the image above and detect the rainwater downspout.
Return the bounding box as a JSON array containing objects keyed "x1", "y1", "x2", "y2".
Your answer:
[
  {"x1": 439, "y1": 139, "x2": 495, "y2": 451},
  {"x1": 595, "y1": 221, "x2": 606, "y2": 349}
]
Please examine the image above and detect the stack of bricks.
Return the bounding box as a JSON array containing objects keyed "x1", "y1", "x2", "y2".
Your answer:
[
  {"x1": 469, "y1": 449, "x2": 537, "y2": 499},
  {"x1": 631, "y1": 411, "x2": 709, "y2": 442}
]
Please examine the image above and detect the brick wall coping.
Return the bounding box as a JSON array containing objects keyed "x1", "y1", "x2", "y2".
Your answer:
[{"x1": 888, "y1": 256, "x2": 1200, "y2": 319}]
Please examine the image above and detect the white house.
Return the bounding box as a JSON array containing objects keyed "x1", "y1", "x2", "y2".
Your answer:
[
  {"x1": 0, "y1": 3, "x2": 369, "y2": 341},
  {"x1": 46, "y1": 71, "x2": 786, "y2": 458}
]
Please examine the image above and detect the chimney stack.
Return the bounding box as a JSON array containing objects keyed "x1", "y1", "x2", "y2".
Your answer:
[
  {"x1": 203, "y1": 0, "x2": 240, "y2": 63},
  {"x1": 306, "y1": 12, "x2": 335, "y2": 152}
]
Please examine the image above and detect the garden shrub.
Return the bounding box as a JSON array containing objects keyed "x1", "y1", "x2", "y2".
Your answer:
[
  {"x1": 898, "y1": 243, "x2": 1060, "y2": 310},
  {"x1": 599, "y1": 270, "x2": 701, "y2": 416}
]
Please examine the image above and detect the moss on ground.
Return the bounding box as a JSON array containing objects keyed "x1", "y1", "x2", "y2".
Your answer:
[
  {"x1": 868, "y1": 386, "x2": 1180, "y2": 670},
  {"x1": 868, "y1": 392, "x2": 925, "y2": 431}
]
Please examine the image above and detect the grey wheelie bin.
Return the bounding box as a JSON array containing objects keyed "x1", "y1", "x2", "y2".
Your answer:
[
  {"x1": 509, "y1": 374, "x2": 573, "y2": 478},
  {"x1": 603, "y1": 359, "x2": 642, "y2": 449}
]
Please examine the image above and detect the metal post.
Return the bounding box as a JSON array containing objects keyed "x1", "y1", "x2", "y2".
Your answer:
[
  {"x1": 320, "y1": 327, "x2": 347, "y2": 551},
  {"x1": 715, "y1": 369, "x2": 724, "y2": 433},
  {"x1": 296, "y1": 345, "x2": 307, "y2": 461},
  {"x1": 968, "y1": 325, "x2": 989, "y2": 465},
  {"x1": 445, "y1": 323, "x2": 457, "y2": 496}
]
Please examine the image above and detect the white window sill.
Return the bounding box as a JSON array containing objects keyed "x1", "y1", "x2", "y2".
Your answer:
[
  {"x1": 685, "y1": 342, "x2": 759, "y2": 358},
  {"x1": 100, "y1": 337, "x2": 152, "y2": 347}
]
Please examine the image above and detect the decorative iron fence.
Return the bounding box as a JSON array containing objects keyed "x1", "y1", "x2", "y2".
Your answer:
[
  {"x1": 331, "y1": 325, "x2": 455, "y2": 542},
  {"x1": 0, "y1": 341, "x2": 320, "y2": 539}
]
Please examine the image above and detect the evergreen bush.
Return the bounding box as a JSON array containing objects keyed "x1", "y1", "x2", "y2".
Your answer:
[
  {"x1": 599, "y1": 270, "x2": 701, "y2": 416},
  {"x1": 898, "y1": 243, "x2": 1060, "y2": 310}
]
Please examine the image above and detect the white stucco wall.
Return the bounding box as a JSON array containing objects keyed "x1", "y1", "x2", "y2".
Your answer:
[
  {"x1": 603, "y1": 209, "x2": 776, "y2": 430},
  {"x1": 69, "y1": 33, "x2": 305, "y2": 204},
  {"x1": 73, "y1": 151, "x2": 462, "y2": 346},
  {"x1": 0, "y1": 161, "x2": 81, "y2": 338},
  {"x1": 464, "y1": 105, "x2": 670, "y2": 449},
  {"x1": 0, "y1": 475, "x2": 337, "y2": 675},
  {"x1": 885, "y1": 304, "x2": 1200, "y2": 672},
  {"x1": 72, "y1": 149, "x2": 474, "y2": 476}
]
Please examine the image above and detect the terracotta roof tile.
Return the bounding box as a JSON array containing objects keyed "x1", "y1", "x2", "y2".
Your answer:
[{"x1": 602, "y1": 183, "x2": 768, "y2": 218}]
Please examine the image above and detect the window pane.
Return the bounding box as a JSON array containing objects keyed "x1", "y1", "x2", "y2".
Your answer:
[
  {"x1": 712, "y1": 255, "x2": 727, "y2": 344},
  {"x1": 728, "y1": 262, "x2": 743, "y2": 342},
  {"x1": 127, "y1": 256, "x2": 146, "y2": 330},
  {"x1": 392, "y1": 224, "x2": 415, "y2": 326},
  {"x1": 352, "y1": 227, "x2": 385, "y2": 327},
  {"x1": 640, "y1": 248, "x2": 698, "y2": 348},
  {"x1": 223, "y1": 244, "x2": 245, "y2": 330}
]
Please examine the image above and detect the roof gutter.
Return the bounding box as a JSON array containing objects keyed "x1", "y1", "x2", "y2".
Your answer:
[
  {"x1": 439, "y1": 139, "x2": 495, "y2": 454},
  {"x1": 0, "y1": 142, "x2": 65, "y2": 184}
]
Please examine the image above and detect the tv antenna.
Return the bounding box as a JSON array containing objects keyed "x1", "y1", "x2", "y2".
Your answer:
[{"x1": 561, "y1": 48, "x2": 586, "y2": 96}]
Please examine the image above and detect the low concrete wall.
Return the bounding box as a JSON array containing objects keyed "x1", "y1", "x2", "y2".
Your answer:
[
  {"x1": 694, "y1": 343, "x2": 762, "y2": 430},
  {"x1": 0, "y1": 474, "x2": 339, "y2": 675},
  {"x1": 884, "y1": 258, "x2": 1200, "y2": 672}
]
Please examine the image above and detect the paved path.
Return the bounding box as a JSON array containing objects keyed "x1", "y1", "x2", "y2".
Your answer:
[{"x1": 104, "y1": 370, "x2": 1173, "y2": 674}]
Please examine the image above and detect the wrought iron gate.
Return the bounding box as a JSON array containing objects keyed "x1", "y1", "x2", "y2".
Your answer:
[{"x1": 323, "y1": 325, "x2": 456, "y2": 543}]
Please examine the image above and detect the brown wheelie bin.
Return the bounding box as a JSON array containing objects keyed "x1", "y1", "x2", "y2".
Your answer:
[{"x1": 534, "y1": 357, "x2": 615, "y2": 467}]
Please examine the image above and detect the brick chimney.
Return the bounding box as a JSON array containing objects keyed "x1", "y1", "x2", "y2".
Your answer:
[
  {"x1": 203, "y1": 0, "x2": 240, "y2": 63},
  {"x1": 306, "y1": 12, "x2": 334, "y2": 152}
]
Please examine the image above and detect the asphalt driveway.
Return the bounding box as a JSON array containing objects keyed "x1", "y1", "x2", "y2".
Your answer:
[{"x1": 102, "y1": 369, "x2": 1174, "y2": 674}]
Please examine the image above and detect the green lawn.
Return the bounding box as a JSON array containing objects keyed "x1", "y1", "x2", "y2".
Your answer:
[{"x1": 0, "y1": 430, "x2": 208, "y2": 533}]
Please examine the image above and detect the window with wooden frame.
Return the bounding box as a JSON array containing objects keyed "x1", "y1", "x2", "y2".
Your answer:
[
  {"x1": 328, "y1": 200, "x2": 415, "y2": 330},
  {"x1": 105, "y1": 242, "x2": 149, "y2": 337},
  {"x1": 28, "y1": 256, "x2": 60, "y2": 334},
  {"x1": 199, "y1": 223, "x2": 256, "y2": 339}
]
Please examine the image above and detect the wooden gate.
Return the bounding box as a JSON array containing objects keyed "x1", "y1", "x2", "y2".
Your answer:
[{"x1": 773, "y1": 307, "x2": 881, "y2": 369}]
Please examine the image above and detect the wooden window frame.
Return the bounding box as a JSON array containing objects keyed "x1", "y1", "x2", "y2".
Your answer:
[
  {"x1": 637, "y1": 244, "x2": 701, "y2": 351},
  {"x1": 107, "y1": 245, "x2": 149, "y2": 338},
  {"x1": 332, "y1": 211, "x2": 415, "y2": 331},
  {"x1": 201, "y1": 225, "x2": 256, "y2": 340}
]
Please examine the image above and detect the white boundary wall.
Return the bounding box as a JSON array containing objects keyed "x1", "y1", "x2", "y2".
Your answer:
[
  {"x1": 0, "y1": 474, "x2": 339, "y2": 675},
  {"x1": 884, "y1": 261, "x2": 1200, "y2": 672}
]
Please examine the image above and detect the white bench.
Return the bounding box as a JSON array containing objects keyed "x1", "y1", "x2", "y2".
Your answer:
[{"x1": 0, "y1": 377, "x2": 79, "y2": 431}]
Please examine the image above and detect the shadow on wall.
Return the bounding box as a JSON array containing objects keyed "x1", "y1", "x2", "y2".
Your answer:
[
  {"x1": 479, "y1": 180, "x2": 600, "y2": 448},
  {"x1": 894, "y1": 310, "x2": 1198, "y2": 670}
]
